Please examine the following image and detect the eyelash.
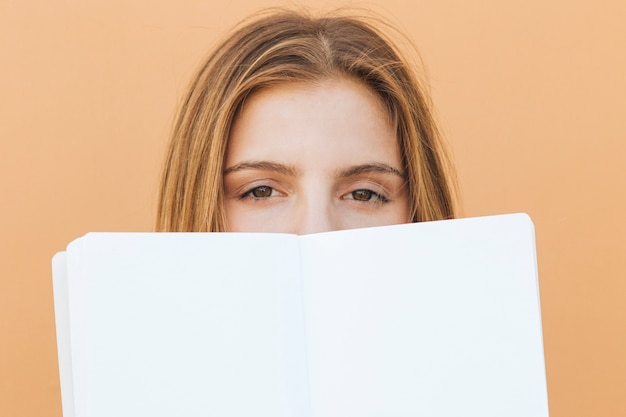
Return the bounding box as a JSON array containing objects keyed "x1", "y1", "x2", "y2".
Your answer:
[
  {"x1": 344, "y1": 189, "x2": 389, "y2": 204},
  {"x1": 238, "y1": 185, "x2": 280, "y2": 200}
]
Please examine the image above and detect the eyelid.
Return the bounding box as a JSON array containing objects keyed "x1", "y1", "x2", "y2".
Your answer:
[
  {"x1": 338, "y1": 178, "x2": 393, "y2": 204},
  {"x1": 240, "y1": 186, "x2": 282, "y2": 200},
  {"x1": 229, "y1": 176, "x2": 279, "y2": 193},
  {"x1": 235, "y1": 179, "x2": 289, "y2": 201},
  {"x1": 342, "y1": 188, "x2": 389, "y2": 203}
]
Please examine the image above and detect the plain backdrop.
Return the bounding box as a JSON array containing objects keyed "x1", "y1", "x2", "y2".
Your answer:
[{"x1": 1, "y1": 1, "x2": 624, "y2": 416}]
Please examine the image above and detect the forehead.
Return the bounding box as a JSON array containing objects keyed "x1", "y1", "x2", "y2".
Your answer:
[
  {"x1": 226, "y1": 78, "x2": 400, "y2": 169},
  {"x1": 237, "y1": 77, "x2": 391, "y2": 122}
]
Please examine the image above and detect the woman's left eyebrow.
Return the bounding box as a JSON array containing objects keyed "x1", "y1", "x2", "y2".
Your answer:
[{"x1": 336, "y1": 163, "x2": 404, "y2": 179}]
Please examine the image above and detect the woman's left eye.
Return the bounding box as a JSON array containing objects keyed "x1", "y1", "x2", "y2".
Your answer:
[{"x1": 345, "y1": 189, "x2": 389, "y2": 203}]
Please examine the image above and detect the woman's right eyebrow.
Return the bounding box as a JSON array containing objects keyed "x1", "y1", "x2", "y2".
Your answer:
[{"x1": 223, "y1": 161, "x2": 299, "y2": 176}]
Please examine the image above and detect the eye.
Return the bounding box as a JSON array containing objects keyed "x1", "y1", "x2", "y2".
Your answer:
[
  {"x1": 240, "y1": 185, "x2": 279, "y2": 199},
  {"x1": 345, "y1": 189, "x2": 389, "y2": 203}
]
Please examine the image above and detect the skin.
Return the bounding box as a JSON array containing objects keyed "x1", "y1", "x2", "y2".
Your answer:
[{"x1": 223, "y1": 78, "x2": 410, "y2": 234}]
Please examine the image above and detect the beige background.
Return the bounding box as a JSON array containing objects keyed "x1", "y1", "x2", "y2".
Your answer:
[{"x1": 1, "y1": 1, "x2": 624, "y2": 416}]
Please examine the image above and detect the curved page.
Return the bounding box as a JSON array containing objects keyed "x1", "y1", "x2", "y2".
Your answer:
[
  {"x1": 299, "y1": 214, "x2": 548, "y2": 417},
  {"x1": 64, "y1": 232, "x2": 309, "y2": 417}
]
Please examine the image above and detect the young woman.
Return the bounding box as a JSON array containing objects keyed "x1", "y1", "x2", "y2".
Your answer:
[{"x1": 157, "y1": 9, "x2": 457, "y2": 234}]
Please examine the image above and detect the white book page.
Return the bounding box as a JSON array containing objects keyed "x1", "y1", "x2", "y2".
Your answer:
[
  {"x1": 66, "y1": 232, "x2": 310, "y2": 417},
  {"x1": 51, "y1": 252, "x2": 75, "y2": 417},
  {"x1": 299, "y1": 214, "x2": 548, "y2": 417}
]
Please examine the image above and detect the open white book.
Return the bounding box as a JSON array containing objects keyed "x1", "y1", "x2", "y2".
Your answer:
[{"x1": 52, "y1": 213, "x2": 549, "y2": 417}]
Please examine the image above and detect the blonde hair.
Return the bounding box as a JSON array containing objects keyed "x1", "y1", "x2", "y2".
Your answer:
[{"x1": 157, "y1": 9, "x2": 458, "y2": 232}]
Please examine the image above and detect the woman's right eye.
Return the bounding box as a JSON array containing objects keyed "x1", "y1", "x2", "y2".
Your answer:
[{"x1": 240, "y1": 185, "x2": 276, "y2": 199}]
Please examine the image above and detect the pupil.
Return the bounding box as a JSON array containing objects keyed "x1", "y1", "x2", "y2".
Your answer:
[
  {"x1": 252, "y1": 186, "x2": 272, "y2": 198},
  {"x1": 353, "y1": 190, "x2": 373, "y2": 201}
]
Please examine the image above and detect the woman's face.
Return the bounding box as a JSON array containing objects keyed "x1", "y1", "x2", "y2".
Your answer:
[{"x1": 224, "y1": 78, "x2": 410, "y2": 234}]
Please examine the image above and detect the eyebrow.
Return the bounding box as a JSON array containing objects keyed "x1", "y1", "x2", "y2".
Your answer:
[
  {"x1": 336, "y1": 163, "x2": 404, "y2": 179},
  {"x1": 223, "y1": 161, "x2": 299, "y2": 176}
]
